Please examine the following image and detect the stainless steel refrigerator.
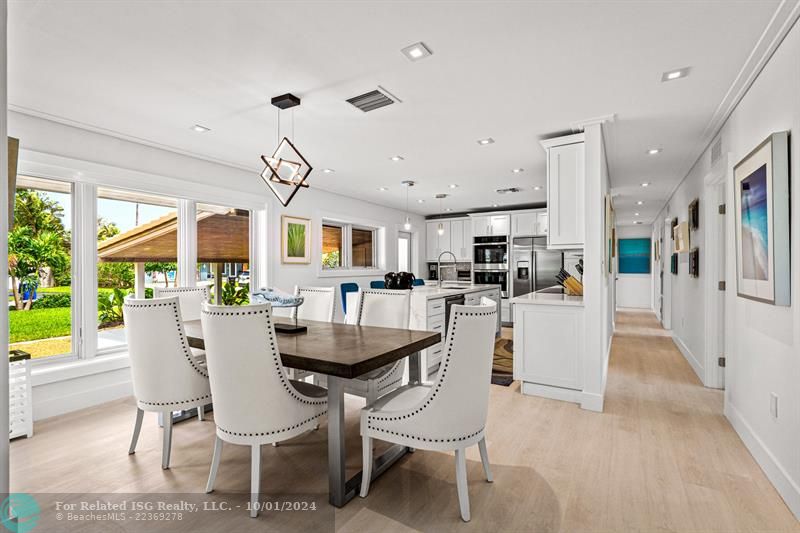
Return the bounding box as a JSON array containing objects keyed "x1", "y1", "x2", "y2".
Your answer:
[{"x1": 511, "y1": 237, "x2": 564, "y2": 298}]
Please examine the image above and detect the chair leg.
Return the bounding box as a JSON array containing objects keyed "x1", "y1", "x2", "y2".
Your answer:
[
  {"x1": 250, "y1": 444, "x2": 261, "y2": 518},
  {"x1": 197, "y1": 405, "x2": 204, "y2": 422},
  {"x1": 360, "y1": 435, "x2": 373, "y2": 498},
  {"x1": 478, "y1": 437, "x2": 493, "y2": 482},
  {"x1": 161, "y1": 412, "x2": 173, "y2": 470},
  {"x1": 128, "y1": 408, "x2": 144, "y2": 455},
  {"x1": 205, "y1": 436, "x2": 223, "y2": 493},
  {"x1": 455, "y1": 448, "x2": 470, "y2": 522}
]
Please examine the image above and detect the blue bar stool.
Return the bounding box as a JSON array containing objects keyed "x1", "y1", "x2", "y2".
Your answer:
[
  {"x1": 369, "y1": 280, "x2": 386, "y2": 289},
  {"x1": 340, "y1": 283, "x2": 359, "y2": 314}
]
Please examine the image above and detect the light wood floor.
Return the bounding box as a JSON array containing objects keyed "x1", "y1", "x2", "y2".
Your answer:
[{"x1": 11, "y1": 310, "x2": 800, "y2": 532}]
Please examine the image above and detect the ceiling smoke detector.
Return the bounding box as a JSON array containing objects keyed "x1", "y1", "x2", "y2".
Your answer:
[{"x1": 495, "y1": 187, "x2": 522, "y2": 195}]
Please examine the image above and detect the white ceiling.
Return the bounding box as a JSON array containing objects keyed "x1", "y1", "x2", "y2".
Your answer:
[{"x1": 8, "y1": 0, "x2": 782, "y2": 224}]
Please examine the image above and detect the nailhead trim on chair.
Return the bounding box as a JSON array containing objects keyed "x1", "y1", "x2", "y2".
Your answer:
[
  {"x1": 154, "y1": 287, "x2": 210, "y2": 295},
  {"x1": 201, "y1": 307, "x2": 327, "y2": 406},
  {"x1": 368, "y1": 307, "x2": 497, "y2": 442},
  {"x1": 125, "y1": 300, "x2": 209, "y2": 379},
  {"x1": 292, "y1": 287, "x2": 336, "y2": 321},
  {"x1": 140, "y1": 393, "x2": 211, "y2": 407},
  {"x1": 356, "y1": 289, "x2": 410, "y2": 389},
  {"x1": 218, "y1": 410, "x2": 326, "y2": 437}
]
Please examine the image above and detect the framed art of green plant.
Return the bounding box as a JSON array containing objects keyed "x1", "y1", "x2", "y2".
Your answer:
[{"x1": 281, "y1": 215, "x2": 311, "y2": 264}]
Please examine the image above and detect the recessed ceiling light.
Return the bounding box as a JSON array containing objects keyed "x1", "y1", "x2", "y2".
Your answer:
[
  {"x1": 322, "y1": 168, "x2": 335, "y2": 173},
  {"x1": 534, "y1": 186, "x2": 542, "y2": 191},
  {"x1": 378, "y1": 187, "x2": 388, "y2": 191},
  {"x1": 417, "y1": 199, "x2": 425, "y2": 204},
  {"x1": 401, "y1": 42, "x2": 432, "y2": 62},
  {"x1": 492, "y1": 204, "x2": 499, "y2": 208},
  {"x1": 641, "y1": 182, "x2": 650, "y2": 187},
  {"x1": 191, "y1": 124, "x2": 210, "y2": 133},
  {"x1": 647, "y1": 148, "x2": 662, "y2": 155},
  {"x1": 512, "y1": 168, "x2": 524, "y2": 173},
  {"x1": 635, "y1": 212, "x2": 640, "y2": 216},
  {"x1": 390, "y1": 155, "x2": 405, "y2": 161},
  {"x1": 636, "y1": 201, "x2": 644, "y2": 205},
  {"x1": 634, "y1": 221, "x2": 643, "y2": 224},
  {"x1": 445, "y1": 208, "x2": 452, "y2": 212},
  {"x1": 662, "y1": 67, "x2": 690, "y2": 82},
  {"x1": 449, "y1": 184, "x2": 459, "y2": 189},
  {"x1": 477, "y1": 137, "x2": 495, "y2": 146}
]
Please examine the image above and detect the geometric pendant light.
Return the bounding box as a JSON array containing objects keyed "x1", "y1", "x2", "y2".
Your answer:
[{"x1": 259, "y1": 93, "x2": 313, "y2": 207}]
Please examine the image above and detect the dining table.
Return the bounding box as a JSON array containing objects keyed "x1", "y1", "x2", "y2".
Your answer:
[{"x1": 182, "y1": 316, "x2": 441, "y2": 508}]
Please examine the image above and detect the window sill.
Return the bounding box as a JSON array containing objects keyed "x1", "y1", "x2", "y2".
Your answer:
[
  {"x1": 317, "y1": 269, "x2": 387, "y2": 279},
  {"x1": 31, "y1": 352, "x2": 131, "y2": 387}
]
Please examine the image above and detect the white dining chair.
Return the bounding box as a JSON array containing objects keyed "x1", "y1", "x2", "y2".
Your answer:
[
  {"x1": 359, "y1": 297, "x2": 497, "y2": 522},
  {"x1": 123, "y1": 296, "x2": 212, "y2": 470},
  {"x1": 320, "y1": 288, "x2": 411, "y2": 404},
  {"x1": 289, "y1": 286, "x2": 335, "y2": 383},
  {"x1": 200, "y1": 302, "x2": 328, "y2": 518},
  {"x1": 153, "y1": 286, "x2": 210, "y2": 322}
]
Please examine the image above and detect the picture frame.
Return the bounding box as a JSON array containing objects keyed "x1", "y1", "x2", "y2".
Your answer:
[
  {"x1": 689, "y1": 248, "x2": 699, "y2": 278},
  {"x1": 671, "y1": 253, "x2": 678, "y2": 275},
  {"x1": 688, "y1": 199, "x2": 699, "y2": 230},
  {"x1": 281, "y1": 215, "x2": 311, "y2": 264},
  {"x1": 733, "y1": 131, "x2": 790, "y2": 306},
  {"x1": 674, "y1": 221, "x2": 690, "y2": 253}
]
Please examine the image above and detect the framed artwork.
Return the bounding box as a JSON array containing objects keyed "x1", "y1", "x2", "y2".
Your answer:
[
  {"x1": 619, "y1": 238, "x2": 651, "y2": 274},
  {"x1": 689, "y1": 248, "x2": 700, "y2": 278},
  {"x1": 674, "y1": 221, "x2": 690, "y2": 253},
  {"x1": 688, "y1": 199, "x2": 699, "y2": 230},
  {"x1": 671, "y1": 253, "x2": 678, "y2": 275},
  {"x1": 605, "y1": 195, "x2": 613, "y2": 273},
  {"x1": 670, "y1": 217, "x2": 678, "y2": 241},
  {"x1": 734, "y1": 131, "x2": 790, "y2": 305},
  {"x1": 281, "y1": 215, "x2": 311, "y2": 264}
]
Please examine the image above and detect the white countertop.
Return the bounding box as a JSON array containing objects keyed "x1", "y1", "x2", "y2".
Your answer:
[
  {"x1": 411, "y1": 284, "x2": 500, "y2": 299},
  {"x1": 511, "y1": 288, "x2": 584, "y2": 307}
]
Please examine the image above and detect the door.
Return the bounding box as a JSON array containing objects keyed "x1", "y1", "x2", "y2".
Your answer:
[
  {"x1": 436, "y1": 220, "x2": 452, "y2": 257},
  {"x1": 426, "y1": 222, "x2": 439, "y2": 260},
  {"x1": 536, "y1": 212, "x2": 548, "y2": 236},
  {"x1": 513, "y1": 213, "x2": 537, "y2": 236},
  {"x1": 398, "y1": 231, "x2": 412, "y2": 273},
  {"x1": 472, "y1": 215, "x2": 491, "y2": 237},
  {"x1": 450, "y1": 220, "x2": 467, "y2": 260}
]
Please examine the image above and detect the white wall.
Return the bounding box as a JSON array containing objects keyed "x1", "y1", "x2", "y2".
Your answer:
[
  {"x1": 581, "y1": 122, "x2": 614, "y2": 412},
  {"x1": 655, "y1": 19, "x2": 800, "y2": 518},
  {"x1": 616, "y1": 224, "x2": 653, "y2": 309},
  {"x1": 8, "y1": 111, "x2": 426, "y2": 419},
  {"x1": 0, "y1": 0, "x2": 10, "y2": 494}
]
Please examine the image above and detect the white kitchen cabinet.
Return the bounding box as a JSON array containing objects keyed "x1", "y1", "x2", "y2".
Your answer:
[
  {"x1": 472, "y1": 214, "x2": 510, "y2": 237},
  {"x1": 490, "y1": 215, "x2": 510, "y2": 236},
  {"x1": 449, "y1": 219, "x2": 471, "y2": 261},
  {"x1": 541, "y1": 134, "x2": 585, "y2": 249},
  {"x1": 536, "y1": 212, "x2": 548, "y2": 236},
  {"x1": 425, "y1": 220, "x2": 451, "y2": 260},
  {"x1": 512, "y1": 212, "x2": 538, "y2": 236}
]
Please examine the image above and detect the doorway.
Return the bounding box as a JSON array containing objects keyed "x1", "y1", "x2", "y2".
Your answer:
[{"x1": 398, "y1": 231, "x2": 412, "y2": 273}]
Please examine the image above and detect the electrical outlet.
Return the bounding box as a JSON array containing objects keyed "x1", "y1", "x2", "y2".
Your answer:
[{"x1": 770, "y1": 393, "x2": 779, "y2": 419}]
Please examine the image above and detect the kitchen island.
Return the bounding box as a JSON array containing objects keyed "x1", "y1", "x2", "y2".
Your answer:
[{"x1": 511, "y1": 287, "x2": 597, "y2": 411}]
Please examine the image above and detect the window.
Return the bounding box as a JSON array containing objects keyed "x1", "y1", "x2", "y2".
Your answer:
[
  {"x1": 96, "y1": 188, "x2": 178, "y2": 352},
  {"x1": 9, "y1": 176, "x2": 74, "y2": 360},
  {"x1": 196, "y1": 203, "x2": 250, "y2": 305},
  {"x1": 398, "y1": 231, "x2": 411, "y2": 273},
  {"x1": 321, "y1": 220, "x2": 378, "y2": 271}
]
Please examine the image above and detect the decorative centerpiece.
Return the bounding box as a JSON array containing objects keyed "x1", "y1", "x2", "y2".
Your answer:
[{"x1": 251, "y1": 288, "x2": 307, "y2": 334}]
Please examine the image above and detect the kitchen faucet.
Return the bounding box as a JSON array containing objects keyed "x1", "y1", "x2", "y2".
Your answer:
[{"x1": 437, "y1": 250, "x2": 458, "y2": 288}]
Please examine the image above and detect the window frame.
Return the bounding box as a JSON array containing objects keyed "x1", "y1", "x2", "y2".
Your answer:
[
  {"x1": 17, "y1": 150, "x2": 266, "y2": 369},
  {"x1": 319, "y1": 217, "x2": 381, "y2": 275}
]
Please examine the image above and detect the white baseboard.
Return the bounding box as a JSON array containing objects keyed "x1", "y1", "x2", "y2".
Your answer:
[
  {"x1": 725, "y1": 402, "x2": 800, "y2": 520},
  {"x1": 672, "y1": 333, "x2": 704, "y2": 382},
  {"x1": 33, "y1": 378, "x2": 132, "y2": 421},
  {"x1": 521, "y1": 382, "x2": 582, "y2": 404},
  {"x1": 580, "y1": 392, "x2": 604, "y2": 412}
]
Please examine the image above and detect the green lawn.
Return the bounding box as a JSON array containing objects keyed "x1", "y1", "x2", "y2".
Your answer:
[{"x1": 9, "y1": 307, "x2": 72, "y2": 343}]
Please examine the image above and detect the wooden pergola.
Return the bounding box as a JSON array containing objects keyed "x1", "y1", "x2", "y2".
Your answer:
[{"x1": 98, "y1": 209, "x2": 250, "y2": 297}]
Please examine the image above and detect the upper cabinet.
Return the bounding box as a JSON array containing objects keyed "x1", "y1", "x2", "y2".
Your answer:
[
  {"x1": 541, "y1": 134, "x2": 585, "y2": 248},
  {"x1": 425, "y1": 220, "x2": 452, "y2": 260},
  {"x1": 449, "y1": 219, "x2": 472, "y2": 261},
  {"x1": 512, "y1": 212, "x2": 538, "y2": 236},
  {"x1": 472, "y1": 214, "x2": 510, "y2": 237}
]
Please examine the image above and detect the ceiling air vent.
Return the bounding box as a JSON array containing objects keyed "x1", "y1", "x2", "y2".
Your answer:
[
  {"x1": 346, "y1": 86, "x2": 399, "y2": 112},
  {"x1": 496, "y1": 187, "x2": 522, "y2": 195}
]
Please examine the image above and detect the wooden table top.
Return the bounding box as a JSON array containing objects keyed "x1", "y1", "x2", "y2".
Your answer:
[{"x1": 183, "y1": 317, "x2": 440, "y2": 379}]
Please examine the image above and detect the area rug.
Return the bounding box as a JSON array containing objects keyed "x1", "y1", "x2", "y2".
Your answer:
[{"x1": 492, "y1": 337, "x2": 514, "y2": 386}]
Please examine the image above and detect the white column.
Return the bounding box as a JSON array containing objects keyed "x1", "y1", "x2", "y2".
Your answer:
[
  {"x1": 0, "y1": 0, "x2": 9, "y2": 495},
  {"x1": 177, "y1": 199, "x2": 197, "y2": 287},
  {"x1": 134, "y1": 262, "x2": 146, "y2": 298},
  {"x1": 75, "y1": 182, "x2": 98, "y2": 359},
  {"x1": 251, "y1": 205, "x2": 268, "y2": 291}
]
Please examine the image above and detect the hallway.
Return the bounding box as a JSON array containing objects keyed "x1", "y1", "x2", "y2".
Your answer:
[{"x1": 598, "y1": 310, "x2": 798, "y2": 531}]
